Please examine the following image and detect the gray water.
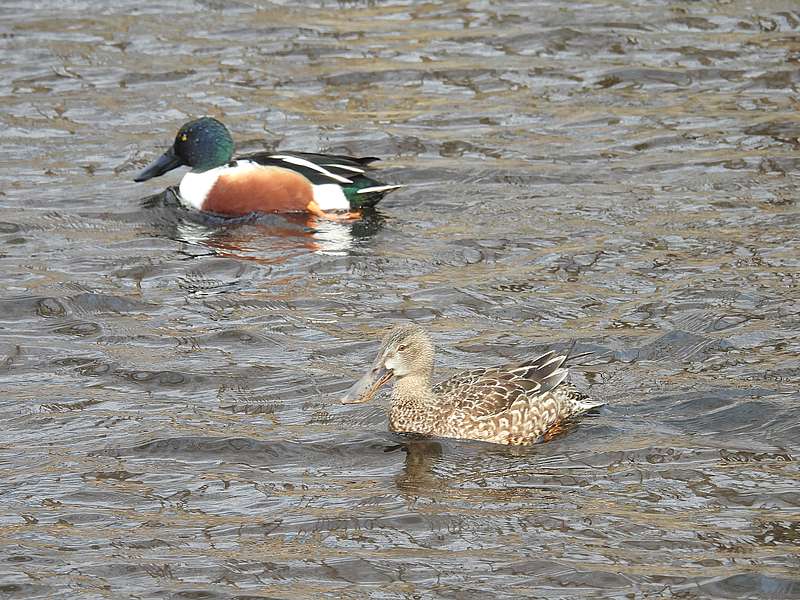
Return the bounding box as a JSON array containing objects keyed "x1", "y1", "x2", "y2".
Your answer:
[{"x1": 1, "y1": 1, "x2": 799, "y2": 598}]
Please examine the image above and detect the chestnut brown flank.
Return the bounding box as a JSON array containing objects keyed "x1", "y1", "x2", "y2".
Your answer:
[{"x1": 202, "y1": 167, "x2": 315, "y2": 215}]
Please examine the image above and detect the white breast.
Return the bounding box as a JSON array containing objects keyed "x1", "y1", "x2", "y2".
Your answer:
[
  {"x1": 312, "y1": 183, "x2": 349, "y2": 211},
  {"x1": 178, "y1": 167, "x2": 224, "y2": 210},
  {"x1": 178, "y1": 160, "x2": 268, "y2": 210}
]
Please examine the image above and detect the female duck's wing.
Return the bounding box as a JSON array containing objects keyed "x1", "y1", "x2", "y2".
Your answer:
[{"x1": 432, "y1": 352, "x2": 569, "y2": 418}]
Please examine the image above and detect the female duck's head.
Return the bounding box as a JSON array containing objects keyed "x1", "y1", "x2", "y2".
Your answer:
[
  {"x1": 342, "y1": 324, "x2": 435, "y2": 405},
  {"x1": 134, "y1": 117, "x2": 235, "y2": 182}
]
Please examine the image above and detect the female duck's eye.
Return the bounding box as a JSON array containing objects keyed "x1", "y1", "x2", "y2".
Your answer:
[{"x1": 397, "y1": 344, "x2": 407, "y2": 352}]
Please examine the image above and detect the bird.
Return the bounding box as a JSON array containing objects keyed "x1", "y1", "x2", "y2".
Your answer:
[
  {"x1": 134, "y1": 117, "x2": 401, "y2": 219},
  {"x1": 341, "y1": 323, "x2": 603, "y2": 445}
]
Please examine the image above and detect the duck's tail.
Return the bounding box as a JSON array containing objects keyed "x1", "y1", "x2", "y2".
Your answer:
[
  {"x1": 344, "y1": 177, "x2": 403, "y2": 208},
  {"x1": 559, "y1": 384, "x2": 605, "y2": 417}
]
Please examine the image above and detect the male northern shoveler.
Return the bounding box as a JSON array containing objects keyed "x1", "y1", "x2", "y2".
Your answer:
[
  {"x1": 342, "y1": 324, "x2": 604, "y2": 445},
  {"x1": 134, "y1": 117, "x2": 401, "y2": 218}
]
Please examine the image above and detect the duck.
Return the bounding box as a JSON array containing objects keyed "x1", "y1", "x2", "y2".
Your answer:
[
  {"x1": 341, "y1": 323, "x2": 603, "y2": 445},
  {"x1": 134, "y1": 117, "x2": 401, "y2": 218}
]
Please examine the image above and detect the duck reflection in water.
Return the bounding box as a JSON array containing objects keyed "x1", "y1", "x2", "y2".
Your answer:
[
  {"x1": 141, "y1": 186, "x2": 386, "y2": 260},
  {"x1": 389, "y1": 438, "x2": 445, "y2": 496}
]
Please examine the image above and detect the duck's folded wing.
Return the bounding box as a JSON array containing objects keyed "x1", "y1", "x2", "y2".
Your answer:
[
  {"x1": 239, "y1": 151, "x2": 379, "y2": 185},
  {"x1": 432, "y1": 353, "x2": 569, "y2": 418},
  {"x1": 275, "y1": 151, "x2": 380, "y2": 168}
]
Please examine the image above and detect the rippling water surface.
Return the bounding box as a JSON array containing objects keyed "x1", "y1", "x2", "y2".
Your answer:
[{"x1": 1, "y1": 1, "x2": 799, "y2": 598}]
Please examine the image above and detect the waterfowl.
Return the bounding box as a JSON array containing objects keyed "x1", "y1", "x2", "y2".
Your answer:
[
  {"x1": 342, "y1": 324, "x2": 603, "y2": 445},
  {"x1": 134, "y1": 117, "x2": 401, "y2": 218}
]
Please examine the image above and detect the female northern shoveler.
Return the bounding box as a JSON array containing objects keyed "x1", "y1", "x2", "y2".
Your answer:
[
  {"x1": 342, "y1": 324, "x2": 603, "y2": 445},
  {"x1": 134, "y1": 117, "x2": 401, "y2": 218}
]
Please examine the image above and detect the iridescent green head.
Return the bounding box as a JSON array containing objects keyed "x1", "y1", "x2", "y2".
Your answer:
[{"x1": 134, "y1": 117, "x2": 235, "y2": 182}]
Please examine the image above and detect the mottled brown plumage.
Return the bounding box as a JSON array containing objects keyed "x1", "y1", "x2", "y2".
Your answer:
[{"x1": 342, "y1": 324, "x2": 604, "y2": 445}]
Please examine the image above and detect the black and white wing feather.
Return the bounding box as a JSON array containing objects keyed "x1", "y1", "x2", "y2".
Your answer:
[{"x1": 239, "y1": 151, "x2": 379, "y2": 185}]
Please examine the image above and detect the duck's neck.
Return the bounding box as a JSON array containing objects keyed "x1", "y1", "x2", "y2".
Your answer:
[{"x1": 389, "y1": 374, "x2": 439, "y2": 434}]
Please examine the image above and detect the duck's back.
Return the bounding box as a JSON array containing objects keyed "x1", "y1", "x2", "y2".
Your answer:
[
  {"x1": 431, "y1": 352, "x2": 601, "y2": 445},
  {"x1": 239, "y1": 151, "x2": 395, "y2": 208}
]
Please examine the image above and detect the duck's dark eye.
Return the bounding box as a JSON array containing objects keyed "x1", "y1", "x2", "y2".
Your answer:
[{"x1": 397, "y1": 344, "x2": 407, "y2": 352}]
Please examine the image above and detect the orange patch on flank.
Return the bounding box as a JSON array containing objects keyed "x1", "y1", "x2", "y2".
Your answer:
[
  {"x1": 306, "y1": 200, "x2": 362, "y2": 221},
  {"x1": 541, "y1": 419, "x2": 576, "y2": 442},
  {"x1": 202, "y1": 166, "x2": 315, "y2": 216}
]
